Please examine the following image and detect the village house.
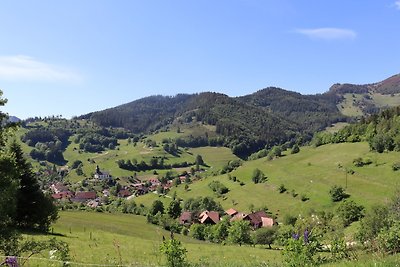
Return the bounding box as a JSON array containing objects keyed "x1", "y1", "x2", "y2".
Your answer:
[
  {"x1": 230, "y1": 212, "x2": 247, "y2": 222},
  {"x1": 71, "y1": 191, "x2": 97, "y2": 202},
  {"x1": 51, "y1": 191, "x2": 74, "y2": 200},
  {"x1": 148, "y1": 177, "x2": 160, "y2": 185},
  {"x1": 94, "y1": 165, "x2": 112, "y2": 180},
  {"x1": 225, "y1": 208, "x2": 238, "y2": 217},
  {"x1": 135, "y1": 187, "x2": 148, "y2": 196},
  {"x1": 50, "y1": 182, "x2": 69, "y2": 194},
  {"x1": 199, "y1": 210, "x2": 220, "y2": 224},
  {"x1": 179, "y1": 211, "x2": 193, "y2": 225},
  {"x1": 102, "y1": 189, "x2": 110, "y2": 197},
  {"x1": 87, "y1": 200, "x2": 100, "y2": 208},
  {"x1": 243, "y1": 210, "x2": 276, "y2": 229},
  {"x1": 117, "y1": 189, "x2": 132, "y2": 198},
  {"x1": 179, "y1": 176, "x2": 187, "y2": 183}
]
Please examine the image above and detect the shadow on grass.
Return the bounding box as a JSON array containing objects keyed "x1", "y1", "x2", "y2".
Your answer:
[{"x1": 21, "y1": 228, "x2": 67, "y2": 237}]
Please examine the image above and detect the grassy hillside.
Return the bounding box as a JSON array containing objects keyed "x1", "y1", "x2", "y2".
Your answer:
[
  {"x1": 22, "y1": 211, "x2": 281, "y2": 266},
  {"x1": 135, "y1": 142, "x2": 400, "y2": 220},
  {"x1": 337, "y1": 93, "x2": 364, "y2": 117},
  {"x1": 17, "y1": 122, "x2": 239, "y2": 182},
  {"x1": 63, "y1": 140, "x2": 238, "y2": 182},
  {"x1": 18, "y1": 210, "x2": 400, "y2": 266},
  {"x1": 371, "y1": 93, "x2": 400, "y2": 108}
]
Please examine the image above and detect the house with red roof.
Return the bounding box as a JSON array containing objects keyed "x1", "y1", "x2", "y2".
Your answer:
[
  {"x1": 199, "y1": 210, "x2": 220, "y2": 224},
  {"x1": 179, "y1": 211, "x2": 193, "y2": 225},
  {"x1": 225, "y1": 208, "x2": 238, "y2": 217},
  {"x1": 51, "y1": 191, "x2": 74, "y2": 200},
  {"x1": 230, "y1": 212, "x2": 247, "y2": 222},
  {"x1": 118, "y1": 189, "x2": 132, "y2": 198},
  {"x1": 243, "y1": 210, "x2": 276, "y2": 229},
  {"x1": 148, "y1": 177, "x2": 160, "y2": 185},
  {"x1": 50, "y1": 182, "x2": 69, "y2": 194},
  {"x1": 72, "y1": 191, "x2": 97, "y2": 202}
]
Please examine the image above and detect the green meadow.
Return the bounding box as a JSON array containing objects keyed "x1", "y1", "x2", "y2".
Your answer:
[
  {"x1": 20, "y1": 211, "x2": 281, "y2": 267},
  {"x1": 135, "y1": 142, "x2": 400, "y2": 222},
  {"x1": 62, "y1": 138, "x2": 238, "y2": 182},
  {"x1": 18, "y1": 211, "x2": 400, "y2": 267},
  {"x1": 337, "y1": 94, "x2": 364, "y2": 117}
]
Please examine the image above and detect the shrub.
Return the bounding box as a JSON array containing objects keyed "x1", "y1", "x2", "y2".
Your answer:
[
  {"x1": 278, "y1": 184, "x2": 287, "y2": 193},
  {"x1": 160, "y1": 237, "x2": 188, "y2": 267},
  {"x1": 392, "y1": 162, "x2": 400, "y2": 171},
  {"x1": 300, "y1": 194, "x2": 309, "y2": 202},
  {"x1": 252, "y1": 168, "x2": 267, "y2": 184},
  {"x1": 71, "y1": 160, "x2": 82, "y2": 169},
  {"x1": 376, "y1": 221, "x2": 400, "y2": 254},
  {"x1": 329, "y1": 185, "x2": 347, "y2": 202},
  {"x1": 282, "y1": 229, "x2": 321, "y2": 267},
  {"x1": 337, "y1": 200, "x2": 364, "y2": 226},
  {"x1": 254, "y1": 227, "x2": 277, "y2": 248},
  {"x1": 353, "y1": 157, "x2": 372, "y2": 167},
  {"x1": 283, "y1": 214, "x2": 297, "y2": 226},
  {"x1": 190, "y1": 224, "x2": 208, "y2": 240},
  {"x1": 150, "y1": 200, "x2": 164, "y2": 215},
  {"x1": 291, "y1": 144, "x2": 300, "y2": 154},
  {"x1": 227, "y1": 220, "x2": 252, "y2": 245},
  {"x1": 208, "y1": 181, "x2": 229, "y2": 194}
]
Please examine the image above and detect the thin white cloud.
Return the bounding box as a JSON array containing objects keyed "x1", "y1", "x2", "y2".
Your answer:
[
  {"x1": 395, "y1": 0, "x2": 400, "y2": 9},
  {"x1": 0, "y1": 55, "x2": 81, "y2": 82},
  {"x1": 295, "y1": 28, "x2": 357, "y2": 40}
]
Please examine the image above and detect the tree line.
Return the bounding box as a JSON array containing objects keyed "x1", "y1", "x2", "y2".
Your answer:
[{"x1": 312, "y1": 106, "x2": 400, "y2": 153}]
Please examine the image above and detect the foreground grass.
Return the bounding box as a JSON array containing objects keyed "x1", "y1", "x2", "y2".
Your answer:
[
  {"x1": 19, "y1": 211, "x2": 281, "y2": 266},
  {"x1": 7, "y1": 211, "x2": 400, "y2": 266}
]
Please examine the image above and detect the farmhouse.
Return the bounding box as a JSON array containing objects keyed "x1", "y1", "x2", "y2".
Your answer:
[
  {"x1": 72, "y1": 191, "x2": 97, "y2": 202},
  {"x1": 243, "y1": 210, "x2": 276, "y2": 229},
  {"x1": 199, "y1": 210, "x2": 220, "y2": 224},
  {"x1": 179, "y1": 211, "x2": 193, "y2": 225},
  {"x1": 51, "y1": 191, "x2": 74, "y2": 200},
  {"x1": 118, "y1": 189, "x2": 132, "y2": 198},
  {"x1": 225, "y1": 208, "x2": 238, "y2": 217},
  {"x1": 230, "y1": 212, "x2": 247, "y2": 222},
  {"x1": 148, "y1": 177, "x2": 160, "y2": 185},
  {"x1": 50, "y1": 182, "x2": 69, "y2": 194}
]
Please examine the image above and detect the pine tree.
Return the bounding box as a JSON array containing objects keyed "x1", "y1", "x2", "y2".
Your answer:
[
  {"x1": 0, "y1": 90, "x2": 20, "y2": 254},
  {"x1": 9, "y1": 140, "x2": 58, "y2": 231}
]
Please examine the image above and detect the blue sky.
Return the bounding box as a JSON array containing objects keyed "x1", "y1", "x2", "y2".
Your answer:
[{"x1": 1, "y1": 0, "x2": 400, "y2": 119}]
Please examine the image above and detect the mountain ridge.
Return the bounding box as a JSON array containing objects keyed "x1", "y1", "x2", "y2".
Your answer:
[{"x1": 79, "y1": 73, "x2": 400, "y2": 156}]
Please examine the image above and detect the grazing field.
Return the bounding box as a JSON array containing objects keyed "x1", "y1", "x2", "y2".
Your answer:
[
  {"x1": 325, "y1": 122, "x2": 350, "y2": 133},
  {"x1": 62, "y1": 140, "x2": 238, "y2": 182},
  {"x1": 371, "y1": 93, "x2": 400, "y2": 108},
  {"x1": 148, "y1": 123, "x2": 217, "y2": 143},
  {"x1": 15, "y1": 211, "x2": 400, "y2": 267},
  {"x1": 19, "y1": 211, "x2": 282, "y2": 266},
  {"x1": 135, "y1": 142, "x2": 400, "y2": 222},
  {"x1": 188, "y1": 146, "x2": 239, "y2": 170},
  {"x1": 337, "y1": 94, "x2": 364, "y2": 117}
]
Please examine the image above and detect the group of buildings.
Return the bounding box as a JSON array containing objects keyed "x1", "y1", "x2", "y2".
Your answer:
[{"x1": 179, "y1": 208, "x2": 276, "y2": 229}]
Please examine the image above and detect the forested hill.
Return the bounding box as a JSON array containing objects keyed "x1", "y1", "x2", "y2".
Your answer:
[
  {"x1": 80, "y1": 89, "x2": 346, "y2": 157},
  {"x1": 81, "y1": 94, "x2": 193, "y2": 132},
  {"x1": 327, "y1": 74, "x2": 400, "y2": 95},
  {"x1": 238, "y1": 87, "x2": 343, "y2": 133},
  {"x1": 326, "y1": 74, "x2": 400, "y2": 116},
  {"x1": 80, "y1": 73, "x2": 400, "y2": 156}
]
